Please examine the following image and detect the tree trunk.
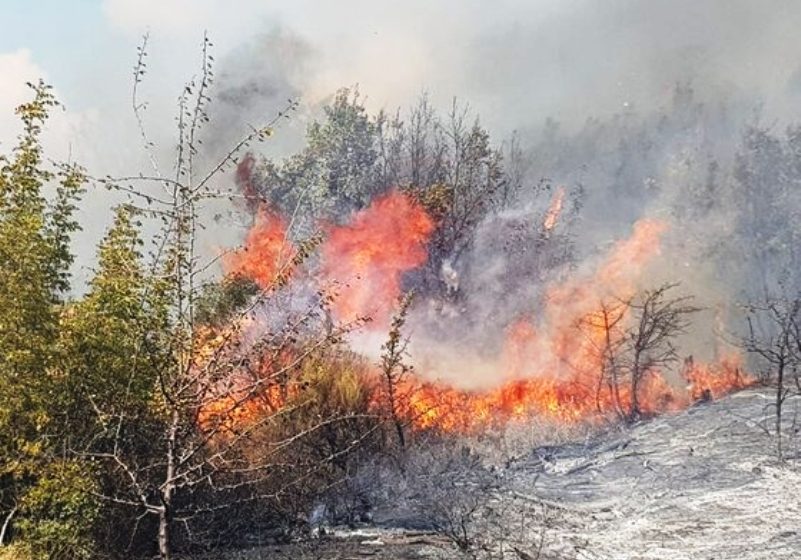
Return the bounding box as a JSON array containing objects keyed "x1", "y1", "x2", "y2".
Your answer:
[
  {"x1": 611, "y1": 371, "x2": 624, "y2": 420},
  {"x1": 385, "y1": 373, "x2": 406, "y2": 450},
  {"x1": 159, "y1": 408, "x2": 180, "y2": 559},
  {"x1": 629, "y1": 362, "x2": 641, "y2": 422},
  {"x1": 0, "y1": 506, "x2": 16, "y2": 546},
  {"x1": 602, "y1": 311, "x2": 625, "y2": 420},
  {"x1": 776, "y1": 361, "x2": 785, "y2": 462},
  {"x1": 394, "y1": 417, "x2": 406, "y2": 450},
  {"x1": 158, "y1": 506, "x2": 172, "y2": 560}
]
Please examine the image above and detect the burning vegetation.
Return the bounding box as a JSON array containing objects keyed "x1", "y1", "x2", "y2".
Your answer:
[{"x1": 215, "y1": 172, "x2": 753, "y2": 436}]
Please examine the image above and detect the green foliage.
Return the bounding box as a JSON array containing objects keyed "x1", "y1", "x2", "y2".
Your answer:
[
  {"x1": 264, "y1": 88, "x2": 380, "y2": 227},
  {"x1": 15, "y1": 460, "x2": 99, "y2": 560},
  {"x1": 194, "y1": 275, "x2": 260, "y2": 326},
  {"x1": 0, "y1": 82, "x2": 90, "y2": 554},
  {"x1": 58, "y1": 205, "x2": 167, "y2": 445},
  {"x1": 246, "y1": 92, "x2": 515, "y2": 298}
]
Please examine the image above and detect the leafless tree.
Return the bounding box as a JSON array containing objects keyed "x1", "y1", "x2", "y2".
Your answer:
[
  {"x1": 575, "y1": 284, "x2": 700, "y2": 423},
  {"x1": 625, "y1": 283, "x2": 700, "y2": 420},
  {"x1": 578, "y1": 299, "x2": 630, "y2": 420},
  {"x1": 739, "y1": 295, "x2": 801, "y2": 461}
]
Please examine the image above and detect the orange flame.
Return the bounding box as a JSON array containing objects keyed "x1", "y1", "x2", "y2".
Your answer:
[
  {"x1": 542, "y1": 186, "x2": 566, "y2": 231},
  {"x1": 196, "y1": 340, "x2": 299, "y2": 435},
  {"x1": 683, "y1": 354, "x2": 750, "y2": 401},
  {"x1": 403, "y1": 354, "x2": 752, "y2": 433},
  {"x1": 224, "y1": 206, "x2": 295, "y2": 287},
  {"x1": 216, "y1": 190, "x2": 754, "y2": 436},
  {"x1": 321, "y1": 191, "x2": 435, "y2": 324}
]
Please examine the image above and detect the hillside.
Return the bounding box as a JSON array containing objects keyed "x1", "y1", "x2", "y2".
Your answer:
[{"x1": 244, "y1": 389, "x2": 800, "y2": 560}]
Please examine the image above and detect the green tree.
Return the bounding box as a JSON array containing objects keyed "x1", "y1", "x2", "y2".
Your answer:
[
  {"x1": 60, "y1": 205, "x2": 164, "y2": 432},
  {"x1": 262, "y1": 88, "x2": 380, "y2": 228},
  {"x1": 55, "y1": 205, "x2": 171, "y2": 557},
  {"x1": 0, "y1": 82, "x2": 87, "y2": 556}
]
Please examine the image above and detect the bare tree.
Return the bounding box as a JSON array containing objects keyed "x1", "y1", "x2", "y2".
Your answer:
[
  {"x1": 739, "y1": 295, "x2": 801, "y2": 461},
  {"x1": 81, "y1": 35, "x2": 381, "y2": 559},
  {"x1": 624, "y1": 284, "x2": 700, "y2": 421},
  {"x1": 575, "y1": 284, "x2": 699, "y2": 422},
  {"x1": 578, "y1": 299, "x2": 630, "y2": 420}
]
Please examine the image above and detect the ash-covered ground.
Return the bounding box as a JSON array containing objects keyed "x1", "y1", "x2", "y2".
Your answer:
[
  {"x1": 508, "y1": 389, "x2": 801, "y2": 559},
  {"x1": 214, "y1": 389, "x2": 800, "y2": 559}
]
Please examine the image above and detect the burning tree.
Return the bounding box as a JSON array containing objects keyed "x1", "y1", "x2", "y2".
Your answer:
[
  {"x1": 579, "y1": 299, "x2": 629, "y2": 419},
  {"x1": 578, "y1": 284, "x2": 701, "y2": 422},
  {"x1": 388, "y1": 98, "x2": 517, "y2": 294},
  {"x1": 236, "y1": 91, "x2": 525, "y2": 303}
]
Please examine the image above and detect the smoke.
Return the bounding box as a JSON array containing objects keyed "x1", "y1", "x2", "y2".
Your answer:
[
  {"x1": 203, "y1": 28, "x2": 313, "y2": 159},
  {"x1": 457, "y1": 0, "x2": 801, "y2": 131},
  {"x1": 195, "y1": 0, "x2": 801, "y2": 132},
  {"x1": 96, "y1": 0, "x2": 801, "y2": 147}
]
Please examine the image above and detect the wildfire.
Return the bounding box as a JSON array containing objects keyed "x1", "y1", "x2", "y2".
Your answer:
[
  {"x1": 498, "y1": 218, "x2": 669, "y2": 383},
  {"x1": 396, "y1": 218, "x2": 753, "y2": 432},
  {"x1": 683, "y1": 354, "x2": 750, "y2": 401},
  {"x1": 196, "y1": 333, "x2": 300, "y2": 435},
  {"x1": 213, "y1": 185, "x2": 754, "y2": 437},
  {"x1": 403, "y1": 353, "x2": 752, "y2": 433}
]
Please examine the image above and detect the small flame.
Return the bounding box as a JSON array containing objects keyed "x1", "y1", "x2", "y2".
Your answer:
[
  {"x1": 684, "y1": 354, "x2": 750, "y2": 401},
  {"x1": 542, "y1": 186, "x2": 566, "y2": 232}
]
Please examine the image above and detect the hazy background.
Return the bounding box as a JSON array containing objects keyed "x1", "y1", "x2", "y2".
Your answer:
[{"x1": 3, "y1": 0, "x2": 801, "y2": 290}]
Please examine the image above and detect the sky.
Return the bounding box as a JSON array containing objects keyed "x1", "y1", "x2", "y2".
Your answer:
[
  {"x1": 0, "y1": 1, "x2": 798, "y2": 134},
  {"x1": 4, "y1": 0, "x2": 801, "y2": 154}
]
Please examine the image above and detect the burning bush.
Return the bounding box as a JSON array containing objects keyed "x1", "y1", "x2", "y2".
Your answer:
[{"x1": 193, "y1": 350, "x2": 382, "y2": 542}]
